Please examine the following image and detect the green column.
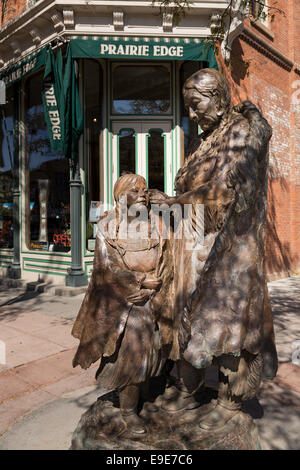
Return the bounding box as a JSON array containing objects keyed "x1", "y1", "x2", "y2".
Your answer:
[
  {"x1": 66, "y1": 159, "x2": 88, "y2": 287},
  {"x1": 8, "y1": 83, "x2": 21, "y2": 279}
]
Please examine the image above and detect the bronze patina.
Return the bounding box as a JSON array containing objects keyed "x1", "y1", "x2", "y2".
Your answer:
[{"x1": 71, "y1": 69, "x2": 278, "y2": 449}]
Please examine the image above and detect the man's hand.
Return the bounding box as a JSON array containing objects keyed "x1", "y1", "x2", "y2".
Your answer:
[{"x1": 149, "y1": 189, "x2": 170, "y2": 205}]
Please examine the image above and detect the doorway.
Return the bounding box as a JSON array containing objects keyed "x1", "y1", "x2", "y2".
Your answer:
[{"x1": 111, "y1": 121, "x2": 173, "y2": 195}]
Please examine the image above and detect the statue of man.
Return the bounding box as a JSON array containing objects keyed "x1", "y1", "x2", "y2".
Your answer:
[{"x1": 152, "y1": 68, "x2": 278, "y2": 429}]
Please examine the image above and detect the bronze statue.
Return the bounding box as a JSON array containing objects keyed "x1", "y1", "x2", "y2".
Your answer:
[
  {"x1": 71, "y1": 69, "x2": 278, "y2": 448},
  {"x1": 152, "y1": 68, "x2": 278, "y2": 429},
  {"x1": 71, "y1": 173, "x2": 174, "y2": 434}
]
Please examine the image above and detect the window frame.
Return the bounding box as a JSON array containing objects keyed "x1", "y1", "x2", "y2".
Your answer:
[{"x1": 110, "y1": 61, "x2": 173, "y2": 117}]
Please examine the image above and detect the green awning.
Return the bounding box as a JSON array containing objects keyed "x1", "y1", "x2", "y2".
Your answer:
[
  {"x1": 69, "y1": 36, "x2": 218, "y2": 69},
  {"x1": 0, "y1": 36, "x2": 218, "y2": 88},
  {"x1": 0, "y1": 47, "x2": 48, "y2": 87}
]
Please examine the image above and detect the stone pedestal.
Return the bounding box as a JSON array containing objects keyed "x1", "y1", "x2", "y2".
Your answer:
[{"x1": 71, "y1": 386, "x2": 261, "y2": 450}]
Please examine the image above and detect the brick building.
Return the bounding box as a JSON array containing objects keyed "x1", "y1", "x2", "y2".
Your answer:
[
  {"x1": 222, "y1": 0, "x2": 300, "y2": 280},
  {"x1": 0, "y1": 0, "x2": 299, "y2": 286}
]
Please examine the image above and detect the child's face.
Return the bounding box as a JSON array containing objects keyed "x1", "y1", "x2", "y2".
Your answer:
[{"x1": 124, "y1": 179, "x2": 149, "y2": 209}]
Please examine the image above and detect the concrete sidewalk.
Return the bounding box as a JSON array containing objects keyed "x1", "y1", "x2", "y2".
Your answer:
[
  {"x1": 0, "y1": 286, "x2": 99, "y2": 442},
  {"x1": 0, "y1": 277, "x2": 299, "y2": 450}
]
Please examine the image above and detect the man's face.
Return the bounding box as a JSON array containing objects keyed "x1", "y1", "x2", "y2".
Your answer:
[
  {"x1": 183, "y1": 80, "x2": 221, "y2": 131},
  {"x1": 123, "y1": 179, "x2": 149, "y2": 209}
]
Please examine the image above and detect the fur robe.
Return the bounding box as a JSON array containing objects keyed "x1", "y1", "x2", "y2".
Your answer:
[{"x1": 175, "y1": 101, "x2": 278, "y2": 379}]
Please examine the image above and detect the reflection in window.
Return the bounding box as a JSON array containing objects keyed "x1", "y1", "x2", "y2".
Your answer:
[
  {"x1": 113, "y1": 65, "x2": 170, "y2": 115},
  {"x1": 25, "y1": 72, "x2": 70, "y2": 252},
  {"x1": 84, "y1": 60, "x2": 103, "y2": 251},
  {"x1": 148, "y1": 129, "x2": 164, "y2": 192},
  {"x1": 0, "y1": 88, "x2": 14, "y2": 249},
  {"x1": 251, "y1": 0, "x2": 268, "y2": 26},
  {"x1": 119, "y1": 129, "x2": 136, "y2": 176},
  {"x1": 180, "y1": 61, "x2": 207, "y2": 159}
]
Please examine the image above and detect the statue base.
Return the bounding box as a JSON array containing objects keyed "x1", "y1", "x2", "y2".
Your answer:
[{"x1": 70, "y1": 385, "x2": 261, "y2": 450}]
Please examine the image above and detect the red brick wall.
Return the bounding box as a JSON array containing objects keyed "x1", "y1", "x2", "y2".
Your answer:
[
  {"x1": 0, "y1": 0, "x2": 27, "y2": 29},
  {"x1": 218, "y1": 0, "x2": 300, "y2": 278}
]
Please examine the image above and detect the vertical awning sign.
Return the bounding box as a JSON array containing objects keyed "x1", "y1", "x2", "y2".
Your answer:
[
  {"x1": 42, "y1": 44, "x2": 83, "y2": 160},
  {"x1": 42, "y1": 48, "x2": 64, "y2": 152},
  {"x1": 63, "y1": 44, "x2": 83, "y2": 162}
]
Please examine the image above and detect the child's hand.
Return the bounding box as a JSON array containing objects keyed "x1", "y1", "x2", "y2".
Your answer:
[
  {"x1": 127, "y1": 289, "x2": 153, "y2": 305},
  {"x1": 142, "y1": 277, "x2": 162, "y2": 290}
]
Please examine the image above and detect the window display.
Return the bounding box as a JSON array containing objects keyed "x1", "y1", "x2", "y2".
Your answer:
[
  {"x1": 0, "y1": 87, "x2": 14, "y2": 249},
  {"x1": 25, "y1": 71, "x2": 70, "y2": 252},
  {"x1": 84, "y1": 60, "x2": 102, "y2": 251}
]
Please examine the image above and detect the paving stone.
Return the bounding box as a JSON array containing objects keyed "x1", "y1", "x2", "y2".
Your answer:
[
  {"x1": 0, "y1": 389, "x2": 56, "y2": 437},
  {"x1": 12, "y1": 349, "x2": 79, "y2": 388},
  {"x1": 0, "y1": 324, "x2": 24, "y2": 340},
  {"x1": 0, "y1": 311, "x2": 69, "y2": 333},
  {"x1": 0, "y1": 370, "x2": 38, "y2": 405},
  {"x1": 4, "y1": 334, "x2": 66, "y2": 369},
  {"x1": 43, "y1": 365, "x2": 98, "y2": 398}
]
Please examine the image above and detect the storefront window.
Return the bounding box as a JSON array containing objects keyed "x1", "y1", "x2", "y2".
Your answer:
[
  {"x1": 84, "y1": 60, "x2": 102, "y2": 251},
  {"x1": 119, "y1": 129, "x2": 136, "y2": 176},
  {"x1": 148, "y1": 129, "x2": 164, "y2": 192},
  {"x1": 112, "y1": 65, "x2": 170, "y2": 115},
  {"x1": 25, "y1": 71, "x2": 70, "y2": 252},
  {"x1": 180, "y1": 61, "x2": 207, "y2": 159},
  {"x1": 0, "y1": 87, "x2": 14, "y2": 249}
]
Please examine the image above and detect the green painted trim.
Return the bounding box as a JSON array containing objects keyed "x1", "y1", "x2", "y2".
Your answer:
[
  {"x1": 82, "y1": 59, "x2": 87, "y2": 258},
  {"x1": 134, "y1": 132, "x2": 138, "y2": 178},
  {"x1": 22, "y1": 257, "x2": 71, "y2": 265},
  {"x1": 163, "y1": 133, "x2": 167, "y2": 194},
  {"x1": 106, "y1": 60, "x2": 110, "y2": 207},
  {"x1": 171, "y1": 128, "x2": 174, "y2": 196},
  {"x1": 109, "y1": 131, "x2": 113, "y2": 205},
  {"x1": 110, "y1": 112, "x2": 173, "y2": 116},
  {"x1": 21, "y1": 250, "x2": 71, "y2": 257},
  {"x1": 116, "y1": 133, "x2": 120, "y2": 178},
  {"x1": 110, "y1": 118, "x2": 174, "y2": 122},
  {"x1": 0, "y1": 255, "x2": 14, "y2": 259},
  {"x1": 25, "y1": 263, "x2": 68, "y2": 272},
  {"x1": 22, "y1": 257, "x2": 69, "y2": 276},
  {"x1": 23, "y1": 268, "x2": 67, "y2": 276},
  {"x1": 173, "y1": 62, "x2": 177, "y2": 195},
  {"x1": 145, "y1": 132, "x2": 149, "y2": 185}
]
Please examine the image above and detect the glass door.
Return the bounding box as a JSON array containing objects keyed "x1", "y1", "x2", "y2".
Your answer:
[{"x1": 112, "y1": 121, "x2": 172, "y2": 197}]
